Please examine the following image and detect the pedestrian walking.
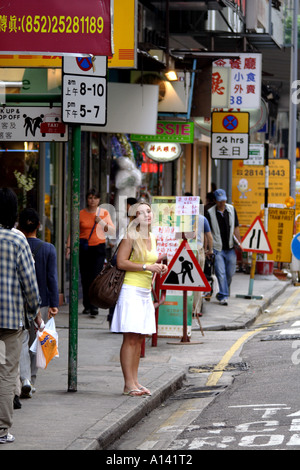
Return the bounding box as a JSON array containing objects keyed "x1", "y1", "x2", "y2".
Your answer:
[
  {"x1": 206, "y1": 189, "x2": 241, "y2": 306},
  {"x1": 0, "y1": 189, "x2": 42, "y2": 444},
  {"x1": 111, "y1": 201, "x2": 168, "y2": 397},
  {"x1": 193, "y1": 213, "x2": 213, "y2": 315},
  {"x1": 66, "y1": 188, "x2": 115, "y2": 316},
  {"x1": 18, "y1": 208, "x2": 59, "y2": 396}
]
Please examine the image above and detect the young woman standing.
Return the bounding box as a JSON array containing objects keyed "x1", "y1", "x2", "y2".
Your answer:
[{"x1": 111, "y1": 201, "x2": 168, "y2": 397}]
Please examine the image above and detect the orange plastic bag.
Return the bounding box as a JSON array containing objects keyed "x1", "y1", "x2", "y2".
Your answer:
[{"x1": 31, "y1": 318, "x2": 59, "y2": 369}]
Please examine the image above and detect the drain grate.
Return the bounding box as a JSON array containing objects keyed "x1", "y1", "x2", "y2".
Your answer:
[
  {"x1": 170, "y1": 385, "x2": 225, "y2": 400},
  {"x1": 189, "y1": 362, "x2": 249, "y2": 374}
]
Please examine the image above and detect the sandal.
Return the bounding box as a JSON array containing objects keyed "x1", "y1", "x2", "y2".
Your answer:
[
  {"x1": 123, "y1": 389, "x2": 144, "y2": 397},
  {"x1": 139, "y1": 385, "x2": 152, "y2": 396}
]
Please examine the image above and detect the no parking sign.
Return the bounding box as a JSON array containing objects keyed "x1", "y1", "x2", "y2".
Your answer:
[{"x1": 211, "y1": 111, "x2": 249, "y2": 160}]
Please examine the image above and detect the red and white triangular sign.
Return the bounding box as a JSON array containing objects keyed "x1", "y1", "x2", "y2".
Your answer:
[
  {"x1": 160, "y1": 239, "x2": 211, "y2": 291},
  {"x1": 241, "y1": 216, "x2": 273, "y2": 253}
]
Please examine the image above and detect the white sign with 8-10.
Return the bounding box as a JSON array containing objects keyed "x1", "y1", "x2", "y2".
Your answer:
[
  {"x1": 62, "y1": 55, "x2": 107, "y2": 126},
  {"x1": 62, "y1": 74, "x2": 107, "y2": 125}
]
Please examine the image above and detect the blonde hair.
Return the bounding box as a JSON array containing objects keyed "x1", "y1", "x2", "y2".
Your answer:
[{"x1": 127, "y1": 201, "x2": 152, "y2": 262}]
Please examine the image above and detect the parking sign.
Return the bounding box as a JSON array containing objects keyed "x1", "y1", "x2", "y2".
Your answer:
[
  {"x1": 211, "y1": 111, "x2": 249, "y2": 160},
  {"x1": 62, "y1": 56, "x2": 107, "y2": 125}
]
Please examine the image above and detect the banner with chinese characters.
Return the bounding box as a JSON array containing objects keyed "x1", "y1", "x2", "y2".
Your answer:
[
  {"x1": 0, "y1": 0, "x2": 112, "y2": 56},
  {"x1": 212, "y1": 53, "x2": 262, "y2": 109}
]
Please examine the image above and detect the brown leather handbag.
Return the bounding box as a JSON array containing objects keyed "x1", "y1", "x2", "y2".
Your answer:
[{"x1": 89, "y1": 243, "x2": 126, "y2": 310}]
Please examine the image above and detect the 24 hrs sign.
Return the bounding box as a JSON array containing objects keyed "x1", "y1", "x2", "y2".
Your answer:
[{"x1": 211, "y1": 111, "x2": 249, "y2": 160}]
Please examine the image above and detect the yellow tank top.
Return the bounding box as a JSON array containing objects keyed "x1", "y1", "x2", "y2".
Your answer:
[{"x1": 124, "y1": 233, "x2": 158, "y2": 289}]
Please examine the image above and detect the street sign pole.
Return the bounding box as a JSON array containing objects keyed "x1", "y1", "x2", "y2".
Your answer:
[
  {"x1": 236, "y1": 252, "x2": 263, "y2": 300},
  {"x1": 236, "y1": 216, "x2": 273, "y2": 300},
  {"x1": 165, "y1": 234, "x2": 207, "y2": 345},
  {"x1": 62, "y1": 56, "x2": 107, "y2": 391},
  {"x1": 68, "y1": 124, "x2": 81, "y2": 392}
]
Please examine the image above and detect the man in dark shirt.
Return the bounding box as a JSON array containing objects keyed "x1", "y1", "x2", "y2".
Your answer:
[{"x1": 18, "y1": 208, "x2": 59, "y2": 396}]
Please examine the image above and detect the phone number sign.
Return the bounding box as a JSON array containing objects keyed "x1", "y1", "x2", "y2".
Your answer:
[{"x1": 0, "y1": 0, "x2": 112, "y2": 56}]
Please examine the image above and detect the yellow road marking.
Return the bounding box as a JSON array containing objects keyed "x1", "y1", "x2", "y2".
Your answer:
[{"x1": 206, "y1": 288, "x2": 300, "y2": 387}]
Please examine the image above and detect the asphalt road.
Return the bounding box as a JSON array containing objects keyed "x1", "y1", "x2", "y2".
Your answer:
[{"x1": 110, "y1": 286, "x2": 300, "y2": 451}]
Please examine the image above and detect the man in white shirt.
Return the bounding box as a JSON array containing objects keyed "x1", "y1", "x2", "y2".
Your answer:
[{"x1": 206, "y1": 189, "x2": 241, "y2": 306}]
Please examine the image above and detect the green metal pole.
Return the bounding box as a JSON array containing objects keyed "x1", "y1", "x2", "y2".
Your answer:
[{"x1": 68, "y1": 125, "x2": 81, "y2": 392}]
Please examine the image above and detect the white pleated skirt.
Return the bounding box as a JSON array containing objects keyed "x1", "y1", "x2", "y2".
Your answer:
[{"x1": 111, "y1": 284, "x2": 156, "y2": 334}]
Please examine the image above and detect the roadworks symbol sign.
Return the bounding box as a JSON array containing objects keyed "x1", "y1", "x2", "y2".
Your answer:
[
  {"x1": 160, "y1": 239, "x2": 211, "y2": 291},
  {"x1": 241, "y1": 216, "x2": 273, "y2": 254}
]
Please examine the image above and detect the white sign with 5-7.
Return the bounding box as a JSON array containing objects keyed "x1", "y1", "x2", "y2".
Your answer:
[{"x1": 62, "y1": 74, "x2": 107, "y2": 125}]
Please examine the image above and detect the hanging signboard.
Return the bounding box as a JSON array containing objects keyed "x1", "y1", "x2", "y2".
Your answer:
[
  {"x1": 0, "y1": 0, "x2": 112, "y2": 56},
  {"x1": 0, "y1": 106, "x2": 68, "y2": 142},
  {"x1": 131, "y1": 121, "x2": 194, "y2": 144},
  {"x1": 108, "y1": 0, "x2": 137, "y2": 69},
  {"x1": 212, "y1": 53, "x2": 262, "y2": 109},
  {"x1": 144, "y1": 142, "x2": 182, "y2": 163}
]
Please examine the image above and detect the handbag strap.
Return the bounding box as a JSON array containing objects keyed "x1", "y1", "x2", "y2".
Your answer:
[
  {"x1": 109, "y1": 237, "x2": 134, "y2": 265},
  {"x1": 110, "y1": 239, "x2": 123, "y2": 261},
  {"x1": 88, "y1": 208, "x2": 100, "y2": 241}
]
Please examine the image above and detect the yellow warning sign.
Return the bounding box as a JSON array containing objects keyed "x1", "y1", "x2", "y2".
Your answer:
[
  {"x1": 267, "y1": 208, "x2": 295, "y2": 263},
  {"x1": 212, "y1": 112, "x2": 249, "y2": 134}
]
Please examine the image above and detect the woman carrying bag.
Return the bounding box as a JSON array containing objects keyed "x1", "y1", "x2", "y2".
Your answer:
[
  {"x1": 111, "y1": 200, "x2": 168, "y2": 397},
  {"x1": 66, "y1": 188, "x2": 115, "y2": 316}
]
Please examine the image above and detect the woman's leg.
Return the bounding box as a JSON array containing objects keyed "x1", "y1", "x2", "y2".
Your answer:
[{"x1": 120, "y1": 333, "x2": 145, "y2": 395}]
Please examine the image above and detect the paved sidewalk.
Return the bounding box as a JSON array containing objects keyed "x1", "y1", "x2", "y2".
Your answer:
[{"x1": 1, "y1": 273, "x2": 292, "y2": 450}]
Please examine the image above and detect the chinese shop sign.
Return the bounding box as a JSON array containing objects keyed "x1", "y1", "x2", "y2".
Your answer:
[
  {"x1": 131, "y1": 121, "x2": 194, "y2": 144},
  {"x1": 212, "y1": 53, "x2": 262, "y2": 109},
  {"x1": 144, "y1": 142, "x2": 182, "y2": 163},
  {"x1": 0, "y1": 0, "x2": 112, "y2": 56}
]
